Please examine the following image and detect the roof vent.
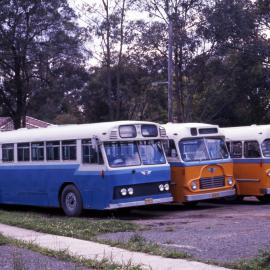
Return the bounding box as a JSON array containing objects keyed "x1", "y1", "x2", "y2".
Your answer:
[
  {"x1": 159, "y1": 127, "x2": 167, "y2": 137},
  {"x1": 109, "y1": 129, "x2": 118, "y2": 139}
]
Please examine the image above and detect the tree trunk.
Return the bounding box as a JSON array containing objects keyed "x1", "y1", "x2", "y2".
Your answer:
[
  {"x1": 115, "y1": 0, "x2": 126, "y2": 120},
  {"x1": 103, "y1": 0, "x2": 114, "y2": 120}
]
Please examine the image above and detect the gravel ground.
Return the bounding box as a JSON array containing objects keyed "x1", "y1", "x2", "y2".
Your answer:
[
  {"x1": 0, "y1": 245, "x2": 93, "y2": 270},
  {"x1": 97, "y1": 197, "x2": 270, "y2": 263}
]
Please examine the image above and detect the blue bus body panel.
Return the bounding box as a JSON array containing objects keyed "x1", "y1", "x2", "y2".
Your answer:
[{"x1": 0, "y1": 164, "x2": 171, "y2": 210}]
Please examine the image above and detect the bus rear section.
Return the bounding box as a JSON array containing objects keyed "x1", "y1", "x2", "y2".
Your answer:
[
  {"x1": 163, "y1": 123, "x2": 235, "y2": 205},
  {"x1": 222, "y1": 125, "x2": 270, "y2": 202}
]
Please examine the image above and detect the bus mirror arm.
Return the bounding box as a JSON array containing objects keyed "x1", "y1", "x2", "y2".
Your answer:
[{"x1": 91, "y1": 137, "x2": 101, "y2": 148}]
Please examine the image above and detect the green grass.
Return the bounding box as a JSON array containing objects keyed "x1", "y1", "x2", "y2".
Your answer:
[
  {"x1": 226, "y1": 250, "x2": 270, "y2": 270},
  {"x1": 0, "y1": 209, "x2": 138, "y2": 239},
  {"x1": 102, "y1": 233, "x2": 192, "y2": 259},
  {"x1": 0, "y1": 233, "x2": 7, "y2": 245},
  {"x1": 0, "y1": 209, "x2": 194, "y2": 260},
  {"x1": 0, "y1": 233, "x2": 142, "y2": 270}
]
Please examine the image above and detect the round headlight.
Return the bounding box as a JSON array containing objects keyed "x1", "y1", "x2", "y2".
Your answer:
[
  {"x1": 159, "y1": 184, "x2": 164, "y2": 192},
  {"x1": 267, "y1": 171, "x2": 270, "y2": 177},
  {"x1": 227, "y1": 177, "x2": 233, "y2": 186},
  {"x1": 191, "y1": 181, "x2": 197, "y2": 190},
  {"x1": 164, "y1": 183, "x2": 170, "y2": 191},
  {"x1": 120, "y1": 188, "x2": 127, "y2": 196},
  {"x1": 128, "y1": 187, "x2": 134, "y2": 195}
]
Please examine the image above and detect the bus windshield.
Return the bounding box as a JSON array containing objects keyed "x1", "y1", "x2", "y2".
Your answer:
[
  {"x1": 179, "y1": 138, "x2": 229, "y2": 162},
  {"x1": 104, "y1": 140, "x2": 166, "y2": 167}
]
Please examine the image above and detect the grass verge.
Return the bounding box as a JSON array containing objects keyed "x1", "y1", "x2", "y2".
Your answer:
[
  {"x1": 0, "y1": 233, "x2": 141, "y2": 270},
  {"x1": 224, "y1": 250, "x2": 270, "y2": 270},
  {"x1": 0, "y1": 208, "x2": 191, "y2": 260},
  {"x1": 101, "y1": 233, "x2": 192, "y2": 259},
  {"x1": 0, "y1": 209, "x2": 138, "y2": 239}
]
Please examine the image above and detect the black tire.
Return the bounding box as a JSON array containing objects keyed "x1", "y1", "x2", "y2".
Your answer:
[
  {"x1": 257, "y1": 195, "x2": 270, "y2": 203},
  {"x1": 61, "y1": 185, "x2": 83, "y2": 217}
]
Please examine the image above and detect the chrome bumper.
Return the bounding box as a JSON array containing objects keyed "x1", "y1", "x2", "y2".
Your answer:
[
  {"x1": 105, "y1": 196, "x2": 173, "y2": 209},
  {"x1": 184, "y1": 189, "x2": 235, "y2": 202},
  {"x1": 261, "y1": 188, "x2": 270, "y2": 195}
]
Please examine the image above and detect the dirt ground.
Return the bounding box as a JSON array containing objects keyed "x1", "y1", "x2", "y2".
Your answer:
[{"x1": 97, "y1": 197, "x2": 270, "y2": 263}]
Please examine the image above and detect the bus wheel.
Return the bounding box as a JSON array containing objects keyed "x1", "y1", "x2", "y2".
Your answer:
[
  {"x1": 61, "y1": 185, "x2": 83, "y2": 217},
  {"x1": 257, "y1": 195, "x2": 270, "y2": 203},
  {"x1": 182, "y1": 201, "x2": 198, "y2": 207}
]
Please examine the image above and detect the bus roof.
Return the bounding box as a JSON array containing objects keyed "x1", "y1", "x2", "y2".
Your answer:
[
  {"x1": 0, "y1": 121, "x2": 165, "y2": 144},
  {"x1": 221, "y1": 125, "x2": 270, "y2": 142},
  {"x1": 162, "y1": 123, "x2": 224, "y2": 140}
]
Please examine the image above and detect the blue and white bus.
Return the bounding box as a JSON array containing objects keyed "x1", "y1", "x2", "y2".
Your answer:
[{"x1": 0, "y1": 121, "x2": 172, "y2": 216}]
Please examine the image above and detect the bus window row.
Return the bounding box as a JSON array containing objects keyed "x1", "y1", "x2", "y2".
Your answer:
[
  {"x1": 227, "y1": 140, "x2": 270, "y2": 158},
  {"x1": 1, "y1": 140, "x2": 104, "y2": 164}
]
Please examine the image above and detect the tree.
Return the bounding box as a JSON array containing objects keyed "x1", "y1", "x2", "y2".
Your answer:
[
  {"x1": 84, "y1": 0, "x2": 134, "y2": 120},
  {"x1": 0, "y1": 0, "x2": 85, "y2": 128},
  {"x1": 192, "y1": 0, "x2": 270, "y2": 125}
]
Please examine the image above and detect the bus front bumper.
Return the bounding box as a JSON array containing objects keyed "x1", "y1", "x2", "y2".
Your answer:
[
  {"x1": 184, "y1": 189, "x2": 235, "y2": 202},
  {"x1": 261, "y1": 188, "x2": 270, "y2": 195},
  {"x1": 105, "y1": 196, "x2": 173, "y2": 209}
]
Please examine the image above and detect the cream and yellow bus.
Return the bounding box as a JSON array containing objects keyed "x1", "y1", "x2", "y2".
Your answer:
[
  {"x1": 222, "y1": 125, "x2": 270, "y2": 202},
  {"x1": 162, "y1": 123, "x2": 235, "y2": 205}
]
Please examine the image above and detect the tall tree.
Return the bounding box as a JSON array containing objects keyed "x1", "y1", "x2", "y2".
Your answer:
[
  {"x1": 139, "y1": 0, "x2": 208, "y2": 122},
  {"x1": 84, "y1": 0, "x2": 133, "y2": 120},
  {"x1": 0, "y1": 0, "x2": 84, "y2": 128}
]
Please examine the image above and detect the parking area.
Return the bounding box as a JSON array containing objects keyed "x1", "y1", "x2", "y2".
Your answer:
[{"x1": 97, "y1": 197, "x2": 270, "y2": 263}]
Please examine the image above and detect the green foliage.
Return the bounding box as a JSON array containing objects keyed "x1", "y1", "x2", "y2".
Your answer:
[
  {"x1": 102, "y1": 233, "x2": 192, "y2": 259},
  {"x1": 229, "y1": 250, "x2": 270, "y2": 270},
  {"x1": 0, "y1": 0, "x2": 269, "y2": 126},
  {"x1": 0, "y1": 210, "x2": 139, "y2": 239},
  {"x1": 0, "y1": 233, "x2": 142, "y2": 270}
]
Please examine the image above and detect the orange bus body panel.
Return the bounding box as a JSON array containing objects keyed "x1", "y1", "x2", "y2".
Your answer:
[
  {"x1": 234, "y1": 162, "x2": 270, "y2": 196},
  {"x1": 171, "y1": 162, "x2": 234, "y2": 203}
]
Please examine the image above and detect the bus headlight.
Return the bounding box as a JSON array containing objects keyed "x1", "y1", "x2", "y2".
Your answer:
[
  {"x1": 191, "y1": 181, "x2": 197, "y2": 190},
  {"x1": 120, "y1": 188, "x2": 127, "y2": 196},
  {"x1": 159, "y1": 184, "x2": 165, "y2": 192},
  {"x1": 127, "y1": 187, "x2": 134, "y2": 195},
  {"x1": 227, "y1": 177, "x2": 233, "y2": 186},
  {"x1": 267, "y1": 171, "x2": 270, "y2": 177},
  {"x1": 164, "y1": 183, "x2": 170, "y2": 191}
]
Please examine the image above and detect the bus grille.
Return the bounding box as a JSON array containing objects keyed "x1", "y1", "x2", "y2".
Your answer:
[{"x1": 199, "y1": 176, "x2": 225, "y2": 189}]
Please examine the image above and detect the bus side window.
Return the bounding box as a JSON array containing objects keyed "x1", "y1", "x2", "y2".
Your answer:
[
  {"x1": 163, "y1": 140, "x2": 178, "y2": 160},
  {"x1": 46, "y1": 141, "x2": 60, "y2": 161},
  {"x1": 262, "y1": 139, "x2": 270, "y2": 157},
  {"x1": 62, "y1": 140, "x2": 77, "y2": 160},
  {"x1": 82, "y1": 139, "x2": 104, "y2": 164},
  {"x1": 31, "y1": 142, "x2": 44, "y2": 161},
  {"x1": 18, "y1": 143, "x2": 30, "y2": 161},
  {"x1": 2, "y1": 144, "x2": 14, "y2": 162},
  {"x1": 244, "y1": 141, "x2": 261, "y2": 158},
  {"x1": 230, "y1": 141, "x2": 242, "y2": 158}
]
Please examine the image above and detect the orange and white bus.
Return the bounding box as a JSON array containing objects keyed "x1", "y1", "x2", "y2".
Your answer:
[
  {"x1": 162, "y1": 123, "x2": 235, "y2": 205},
  {"x1": 222, "y1": 125, "x2": 270, "y2": 202}
]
